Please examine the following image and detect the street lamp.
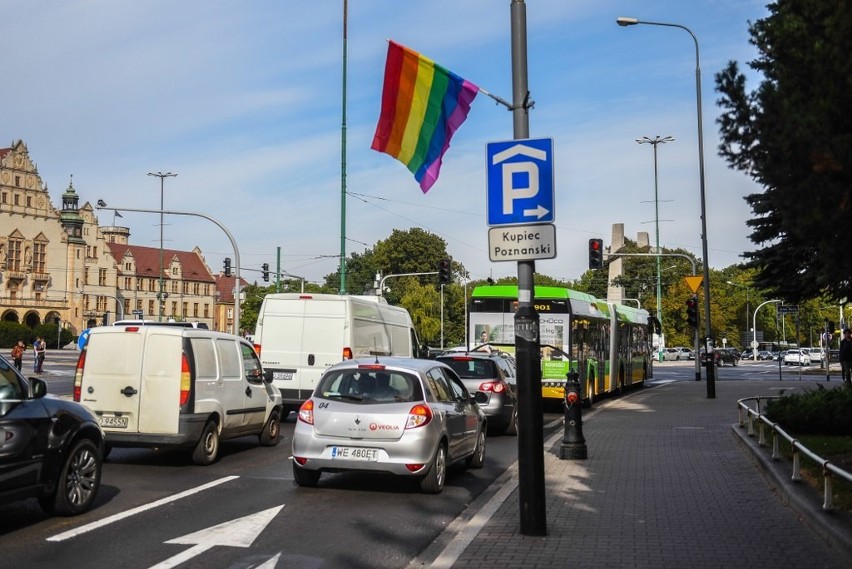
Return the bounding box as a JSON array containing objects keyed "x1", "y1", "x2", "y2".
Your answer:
[
  {"x1": 617, "y1": 16, "x2": 715, "y2": 397},
  {"x1": 637, "y1": 135, "x2": 674, "y2": 361},
  {"x1": 147, "y1": 171, "x2": 177, "y2": 322},
  {"x1": 753, "y1": 300, "x2": 781, "y2": 361},
  {"x1": 726, "y1": 280, "x2": 751, "y2": 351}
]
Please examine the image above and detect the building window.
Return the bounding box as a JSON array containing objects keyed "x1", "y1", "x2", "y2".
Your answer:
[
  {"x1": 227, "y1": 307, "x2": 233, "y2": 320},
  {"x1": 99, "y1": 269, "x2": 107, "y2": 286},
  {"x1": 15, "y1": 175, "x2": 20, "y2": 187},
  {"x1": 97, "y1": 296, "x2": 107, "y2": 312},
  {"x1": 136, "y1": 299, "x2": 143, "y2": 311},
  {"x1": 171, "y1": 281, "x2": 179, "y2": 294},
  {"x1": 7, "y1": 237, "x2": 22, "y2": 271},
  {"x1": 193, "y1": 303, "x2": 199, "y2": 317},
  {"x1": 148, "y1": 279, "x2": 156, "y2": 292},
  {"x1": 33, "y1": 242, "x2": 46, "y2": 273},
  {"x1": 13, "y1": 193, "x2": 20, "y2": 205},
  {"x1": 170, "y1": 301, "x2": 177, "y2": 316},
  {"x1": 136, "y1": 277, "x2": 143, "y2": 290},
  {"x1": 124, "y1": 299, "x2": 130, "y2": 314},
  {"x1": 125, "y1": 262, "x2": 132, "y2": 271},
  {"x1": 1, "y1": 192, "x2": 6, "y2": 203},
  {"x1": 148, "y1": 300, "x2": 155, "y2": 315},
  {"x1": 84, "y1": 269, "x2": 90, "y2": 285},
  {"x1": 172, "y1": 267, "x2": 178, "y2": 275},
  {"x1": 26, "y1": 196, "x2": 31, "y2": 207},
  {"x1": 204, "y1": 304, "x2": 209, "y2": 318},
  {"x1": 124, "y1": 277, "x2": 132, "y2": 289}
]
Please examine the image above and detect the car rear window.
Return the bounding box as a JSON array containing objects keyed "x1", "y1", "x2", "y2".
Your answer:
[
  {"x1": 439, "y1": 357, "x2": 498, "y2": 380},
  {"x1": 316, "y1": 369, "x2": 423, "y2": 403}
]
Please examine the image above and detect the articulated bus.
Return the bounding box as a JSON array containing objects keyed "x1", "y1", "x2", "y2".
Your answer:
[{"x1": 469, "y1": 285, "x2": 652, "y2": 404}]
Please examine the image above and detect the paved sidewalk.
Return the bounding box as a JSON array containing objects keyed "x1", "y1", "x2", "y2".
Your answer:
[{"x1": 413, "y1": 379, "x2": 852, "y2": 569}]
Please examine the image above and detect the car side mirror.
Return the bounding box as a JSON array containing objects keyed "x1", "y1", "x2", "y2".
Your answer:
[{"x1": 30, "y1": 377, "x2": 48, "y2": 399}]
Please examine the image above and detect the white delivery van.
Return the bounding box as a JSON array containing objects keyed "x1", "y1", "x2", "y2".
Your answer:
[
  {"x1": 73, "y1": 325, "x2": 283, "y2": 465},
  {"x1": 253, "y1": 293, "x2": 423, "y2": 412}
]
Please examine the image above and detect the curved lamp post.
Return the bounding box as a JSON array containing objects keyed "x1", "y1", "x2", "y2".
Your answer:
[
  {"x1": 96, "y1": 202, "x2": 240, "y2": 335},
  {"x1": 617, "y1": 16, "x2": 714, "y2": 397},
  {"x1": 753, "y1": 300, "x2": 781, "y2": 361}
]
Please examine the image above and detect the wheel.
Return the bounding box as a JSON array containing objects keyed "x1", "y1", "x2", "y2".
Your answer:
[
  {"x1": 466, "y1": 428, "x2": 486, "y2": 469},
  {"x1": 39, "y1": 438, "x2": 102, "y2": 516},
  {"x1": 259, "y1": 410, "x2": 281, "y2": 446},
  {"x1": 503, "y1": 403, "x2": 518, "y2": 436},
  {"x1": 192, "y1": 420, "x2": 220, "y2": 465},
  {"x1": 292, "y1": 462, "x2": 321, "y2": 487},
  {"x1": 718, "y1": 359, "x2": 724, "y2": 367},
  {"x1": 419, "y1": 443, "x2": 447, "y2": 494}
]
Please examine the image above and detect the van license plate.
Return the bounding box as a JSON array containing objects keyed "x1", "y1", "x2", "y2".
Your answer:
[
  {"x1": 272, "y1": 371, "x2": 293, "y2": 381},
  {"x1": 331, "y1": 447, "x2": 378, "y2": 461},
  {"x1": 99, "y1": 416, "x2": 128, "y2": 428}
]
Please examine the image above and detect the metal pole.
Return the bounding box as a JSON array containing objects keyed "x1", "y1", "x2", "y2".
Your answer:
[
  {"x1": 637, "y1": 136, "x2": 673, "y2": 362},
  {"x1": 753, "y1": 300, "x2": 781, "y2": 361},
  {"x1": 148, "y1": 172, "x2": 177, "y2": 322},
  {"x1": 96, "y1": 205, "x2": 240, "y2": 335},
  {"x1": 338, "y1": 0, "x2": 348, "y2": 294},
  {"x1": 511, "y1": 0, "x2": 546, "y2": 537},
  {"x1": 616, "y1": 17, "x2": 714, "y2": 397}
]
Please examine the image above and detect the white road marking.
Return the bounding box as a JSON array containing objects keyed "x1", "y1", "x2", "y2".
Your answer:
[
  {"x1": 46, "y1": 475, "x2": 240, "y2": 542},
  {"x1": 149, "y1": 505, "x2": 284, "y2": 569}
]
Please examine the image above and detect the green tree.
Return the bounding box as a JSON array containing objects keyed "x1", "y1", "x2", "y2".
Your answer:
[{"x1": 715, "y1": 0, "x2": 852, "y2": 303}]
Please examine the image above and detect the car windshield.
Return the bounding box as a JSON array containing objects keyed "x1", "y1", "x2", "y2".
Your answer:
[{"x1": 316, "y1": 368, "x2": 423, "y2": 403}]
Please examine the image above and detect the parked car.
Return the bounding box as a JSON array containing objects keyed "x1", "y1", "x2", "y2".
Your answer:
[
  {"x1": 291, "y1": 357, "x2": 487, "y2": 494},
  {"x1": 741, "y1": 348, "x2": 754, "y2": 360},
  {"x1": 435, "y1": 352, "x2": 517, "y2": 435},
  {"x1": 0, "y1": 354, "x2": 104, "y2": 515},
  {"x1": 663, "y1": 347, "x2": 690, "y2": 361},
  {"x1": 783, "y1": 349, "x2": 811, "y2": 366},
  {"x1": 714, "y1": 348, "x2": 739, "y2": 366},
  {"x1": 757, "y1": 350, "x2": 774, "y2": 360}
]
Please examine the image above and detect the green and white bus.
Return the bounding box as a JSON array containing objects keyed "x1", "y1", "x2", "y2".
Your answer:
[{"x1": 469, "y1": 285, "x2": 652, "y2": 403}]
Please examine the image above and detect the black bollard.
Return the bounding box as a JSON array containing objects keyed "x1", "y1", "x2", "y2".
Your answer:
[{"x1": 559, "y1": 372, "x2": 588, "y2": 460}]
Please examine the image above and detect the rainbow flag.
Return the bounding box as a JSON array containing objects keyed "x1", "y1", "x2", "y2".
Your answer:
[{"x1": 371, "y1": 40, "x2": 479, "y2": 193}]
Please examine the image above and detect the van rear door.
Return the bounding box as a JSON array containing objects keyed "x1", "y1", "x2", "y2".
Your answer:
[
  {"x1": 79, "y1": 329, "x2": 146, "y2": 432},
  {"x1": 138, "y1": 330, "x2": 183, "y2": 433}
]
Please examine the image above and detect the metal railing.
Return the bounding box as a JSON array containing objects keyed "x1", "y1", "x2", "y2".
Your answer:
[{"x1": 737, "y1": 396, "x2": 852, "y2": 510}]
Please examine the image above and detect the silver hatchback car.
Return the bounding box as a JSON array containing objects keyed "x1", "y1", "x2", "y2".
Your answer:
[{"x1": 292, "y1": 357, "x2": 487, "y2": 494}]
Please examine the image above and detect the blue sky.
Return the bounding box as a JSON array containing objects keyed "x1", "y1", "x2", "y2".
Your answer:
[{"x1": 2, "y1": 0, "x2": 768, "y2": 287}]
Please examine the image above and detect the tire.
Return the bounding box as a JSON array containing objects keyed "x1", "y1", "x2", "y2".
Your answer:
[
  {"x1": 259, "y1": 410, "x2": 281, "y2": 447},
  {"x1": 503, "y1": 403, "x2": 518, "y2": 436},
  {"x1": 292, "y1": 462, "x2": 321, "y2": 487},
  {"x1": 466, "y1": 428, "x2": 486, "y2": 469},
  {"x1": 192, "y1": 420, "x2": 220, "y2": 465},
  {"x1": 39, "y1": 438, "x2": 102, "y2": 516},
  {"x1": 419, "y1": 443, "x2": 447, "y2": 494}
]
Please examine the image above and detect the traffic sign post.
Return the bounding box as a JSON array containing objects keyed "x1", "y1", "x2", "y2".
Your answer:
[{"x1": 486, "y1": 138, "x2": 555, "y2": 227}]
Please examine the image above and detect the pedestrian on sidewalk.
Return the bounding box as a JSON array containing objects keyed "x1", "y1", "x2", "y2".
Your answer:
[
  {"x1": 10, "y1": 340, "x2": 25, "y2": 372},
  {"x1": 840, "y1": 328, "x2": 852, "y2": 386},
  {"x1": 34, "y1": 337, "x2": 46, "y2": 374}
]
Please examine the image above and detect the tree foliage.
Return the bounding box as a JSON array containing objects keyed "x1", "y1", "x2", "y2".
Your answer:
[{"x1": 715, "y1": 0, "x2": 852, "y2": 303}]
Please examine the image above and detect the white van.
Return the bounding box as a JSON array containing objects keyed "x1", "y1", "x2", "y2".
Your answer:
[
  {"x1": 73, "y1": 325, "x2": 283, "y2": 465},
  {"x1": 253, "y1": 293, "x2": 423, "y2": 413}
]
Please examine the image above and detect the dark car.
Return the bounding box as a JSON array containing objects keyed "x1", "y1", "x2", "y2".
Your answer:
[
  {"x1": 714, "y1": 348, "x2": 739, "y2": 366},
  {"x1": 435, "y1": 351, "x2": 518, "y2": 436},
  {"x1": 0, "y1": 354, "x2": 104, "y2": 515}
]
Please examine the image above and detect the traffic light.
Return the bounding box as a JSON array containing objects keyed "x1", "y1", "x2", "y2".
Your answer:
[
  {"x1": 438, "y1": 258, "x2": 451, "y2": 285},
  {"x1": 588, "y1": 239, "x2": 603, "y2": 269},
  {"x1": 686, "y1": 295, "x2": 699, "y2": 328},
  {"x1": 223, "y1": 257, "x2": 232, "y2": 277},
  {"x1": 261, "y1": 263, "x2": 270, "y2": 282}
]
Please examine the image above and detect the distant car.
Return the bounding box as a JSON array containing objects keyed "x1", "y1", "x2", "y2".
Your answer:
[
  {"x1": 663, "y1": 347, "x2": 690, "y2": 361},
  {"x1": 714, "y1": 348, "x2": 739, "y2": 366},
  {"x1": 435, "y1": 352, "x2": 517, "y2": 436},
  {"x1": 757, "y1": 350, "x2": 774, "y2": 360},
  {"x1": 784, "y1": 349, "x2": 811, "y2": 366},
  {"x1": 741, "y1": 348, "x2": 754, "y2": 360},
  {"x1": 0, "y1": 354, "x2": 104, "y2": 515},
  {"x1": 292, "y1": 357, "x2": 487, "y2": 494}
]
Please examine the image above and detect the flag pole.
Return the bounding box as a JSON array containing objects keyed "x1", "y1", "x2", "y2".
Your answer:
[{"x1": 478, "y1": 87, "x2": 513, "y2": 110}]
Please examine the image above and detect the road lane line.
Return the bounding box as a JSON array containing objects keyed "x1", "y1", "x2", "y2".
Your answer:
[{"x1": 46, "y1": 475, "x2": 240, "y2": 542}]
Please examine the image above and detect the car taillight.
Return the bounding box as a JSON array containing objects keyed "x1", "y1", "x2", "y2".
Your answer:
[
  {"x1": 298, "y1": 399, "x2": 314, "y2": 424},
  {"x1": 73, "y1": 348, "x2": 87, "y2": 402},
  {"x1": 405, "y1": 404, "x2": 433, "y2": 429},
  {"x1": 180, "y1": 354, "x2": 191, "y2": 406},
  {"x1": 342, "y1": 347, "x2": 353, "y2": 360},
  {"x1": 253, "y1": 343, "x2": 261, "y2": 356},
  {"x1": 478, "y1": 380, "x2": 505, "y2": 393}
]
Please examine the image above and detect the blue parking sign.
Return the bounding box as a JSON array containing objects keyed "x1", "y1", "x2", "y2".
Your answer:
[
  {"x1": 77, "y1": 328, "x2": 91, "y2": 351},
  {"x1": 486, "y1": 138, "x2": 555, "y2": 226}
]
